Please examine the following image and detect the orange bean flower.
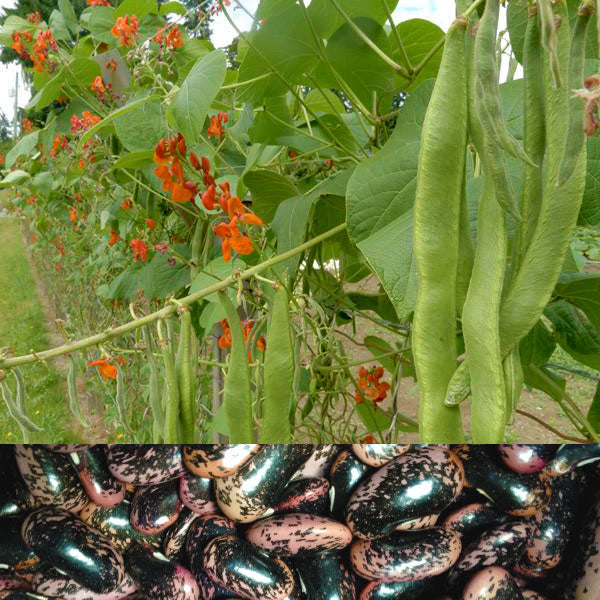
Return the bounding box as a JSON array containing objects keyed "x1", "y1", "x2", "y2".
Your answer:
[
  {"x1": 111, "y1": 14, "x2": 139, "y2": 47},
  {"x1": 213, "y1": 218, "x2": 254, "y2": 263},
  {"x1": 87, "y1": 357, "x2": 126, "y2": 381},
  {"x1": 130, "y1": 238, "x2": 148, "y2": 262},
  {"x1": 145, "y1": 218, "x2": 156, "y2": 232},
  {"x1": 355, "y1": 365, "x2": 391, "y2": 405},
  {"x1": 108, "y1": 231, "x2": 120, "y2": 246}
]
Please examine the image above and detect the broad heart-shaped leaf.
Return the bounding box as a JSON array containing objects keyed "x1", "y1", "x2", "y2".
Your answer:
[
  {"x1": 237, "y1": 4, "x2": 320, "y2": 105},
  {"x1": 58, "y1": 0, "x2": 80, "y2": 35},
  {"x1": 554, "y1": 273, "x2": 600, "y2": 334},
  {"x1": 26, "y1": 70, "x2": 65, "y2": 111},
  {"x1": 316, "y1": 18, "x2": 395, "y2": 110},
  {"x1": 172, "y1": 50, "x2": 227, "y2": 146},
  {"x1": 138, "y1": 253, "x2": 189, "y2": 300},
  {"x1": 390, "y1": 19, "x2": 444, "y2": 92},
  {"x1": 85, "y1": 6, "x2": 116, "y2": 44},
  {"x1": 65, "y1": 58, "x2": 102, "y2": 88},
  {"x1": 0, "y1": 170, "x2": 30, "y2": 189},
  {"x1": 256, "y1": 0, "x2": 296, "y2": 19},
  {"x1": 346, "y1": 81, "x2": 434, "y2": 319},
  {"x1": 49, "y1": 9, "x2": 71, "y2": 41},
  {"x1": 519, "y1": 320, "x2": 556, "y2": 367},
  {"x1": 244, "y1": 170, "x2": 299, "y2": 223},
  {"x1": 580, "y1": 136, "x2": 600, "y2": 227},
  {"x1": 544, "y1": 300, "x2": 600, "y2": 371},
  {"x1": 303, "y1": 89, "x2": 346, "y2": 115},
  {"x1": 114, "y1": 99, "x2": 167, "y2": 152},
  {"x1": 114, "y1": 0, "x2": 157, "y2": 19},
  {"x1": 6, "y1": 131, "x2": 39, "y2": 168},
  {"x1": 307, "y1": 0, "x2": 399, "y2": 40}
]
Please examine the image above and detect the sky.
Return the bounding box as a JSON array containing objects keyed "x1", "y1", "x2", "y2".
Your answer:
[{"x1": 0, "y1": 0, "x2": 499, "y2": 127}]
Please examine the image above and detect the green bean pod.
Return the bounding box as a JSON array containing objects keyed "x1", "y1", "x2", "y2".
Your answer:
[
  {"x1": 538, "y1": 0, "x2": 563, "y2": 88},
  {"x1": 219, "y1": 291, "x2": 254, "y2": 442},
  {"x1": 260, "y1": 285, "x2": 294, "y2": 443},
  {"x1": 142, "y1": 326, "x2": 163, "y2": 443},
  {"x1": 499, "y1": 0, "x2": 587, "y2": 355},
  {"x1": 503, "y1": 346, "x2": 524, "y2": 425},
  {"x1": 157, "y1": 318, "x2": 181, "y2": 443},
  {"x1": 412, "y1": 18, "x2": 468, "y2": 443},
  {"x1": 462, "y1": 174, "x2": 508, "y2": 443},
  {"x1": 1, "y1": 380, "x2": 29, "y2": 442},
  {"x1": 456, "y1": 171, "x2": 474, "y2": 316},
  {"x1": 475, "y1": 0, "x2": 536, "y2": 167},
  {"x1": 557, "y1": 3, "x2": 593, "y2": 186},
  {"x1": 67, "y1": 357, "x2": 90, "y2": 428},
  {"x1": 517, "y1": 3, "x2": 547, "y2": 268},
  {"x1": 177, "y1": 306, "x2": 197, "y2": 443},
  {"x1": 114, "y1": 363, "x2": 126, "y2": 426}
]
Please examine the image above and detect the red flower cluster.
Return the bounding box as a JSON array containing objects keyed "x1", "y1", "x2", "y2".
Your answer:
[
  {"x1": 111, "y1": 15, "x2": 138, "y2": 47},
  {"x1": 354, "y1": 366, "x2": 391, "y2": 405},
  {"x1": 153, "y1": 25, "x2": 184, "y2": 50},
  {"x1": 218, "y1": 319, "x2": 266, "y2": 359},
  {"x1": 12, "y1": 29, "x2": 57, "y2": 72},
  {"x1": 130, "y1": 238, "x2": 148, "y2": 262},
  {"x1": 108, "y1": 231, "x2": 120, "y2": 246},
  {"x1": 146, "y1": 218, "x2": 156, "y2": 232},
  {"x1": 22, "y1": 119, "x2": 34, "y2": 133},
  {"x1": 70, "y1": 111, "x2": 101, "y2": 133},
  {"x1": 50, "y1": 133, "x2": 68, "y2": 157},
  {"x1": 87, "y1": 0, "x2": 111, "y2": 6},
  {"x1": 153, "y1": 134, "x2": 198, "y2": 204},
  {"x1": 208, "y1": 112, "x2": 228, "y2": 139},
  {"x1": 90, "y1": 76, "x2": 111, "y2": 101}
]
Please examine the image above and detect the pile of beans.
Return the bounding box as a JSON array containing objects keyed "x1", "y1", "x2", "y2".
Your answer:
[{"x1": 1, "y1": 444, "x2": 599, "y2": 600}]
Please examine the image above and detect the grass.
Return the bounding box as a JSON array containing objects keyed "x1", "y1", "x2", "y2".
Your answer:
[{"x1": 0, "y1": 216, "x2": 78, "y2": 442}]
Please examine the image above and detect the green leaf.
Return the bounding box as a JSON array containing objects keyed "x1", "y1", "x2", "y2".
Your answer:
[
  {"x1": 112, "y1": 151, "x2": 154, "y2": 170},
  {"x1": 355, "y1": 402, "x2": 391, "y2": 434},
  {"x1": 58, "y1": 0, "x2": 80, "y2": 35},
  {"x1": 159, "y1": 1, "x2": 186, "y2": 15},
  {"x1": 237, "y1": 5, "x2": 320, "y2": 104},
  {"x1": 172, "y1": 50, "x2": 227, "y2": 146},
  {"x1": 139, "y1": 254, "x2": 190, "y2": 300},
  {"x1": 391, "y1": 19, "x2": 445, "y2": 92},
  {"x1": 0, "y1": 170, "x2": 31, "y2": 189},
  {"x1": 0, "y1": 16, "x2": 33, "y2": 46},
  {"x1": 49, "y1": 9, "x2": 71, "y2": 41},
  {"x1": 555, "y1": 273, "x2": 600, "y2": 333},
  {"x1": 303, "y1": 88, "x2": 346, "y2": 114},
  {"x1": 271, "y1": 194, "x2": 315, "y2": 277},
  {"x1": 86, "y1": 7, "x2": 116, "y2": 44},
  {"x1": 522, "y1": 364, "x2": 566, "y2": 402},
  {"x1": 364, "y1": 335, "x2": 396, "y2": 373},
  {"x1": 306, "y1": 0, "x2": 398, "y2": 40},
  {"x1": 65, "y1": 58, "x2": 102, "y2": 88},
  {"x1": 26, "y1": 70, "x2": 65, "y2": 111},
  {"x1": 256, "y1": 0, "x2": 296, "y2": 20},
  {"x1": 80, "y1": 95, "x2": 161, "y2": 145},
  {"x1": 544, "y1": 300, "x2": 600, "y2": 371},
  {"x1": 588, "y1": 382, "x2": 600, "y2": 435},
  {"x1": 6, "y1": 132, "x2": 40, "y2": 168},
  {"x1": 190, "y1": 256, "x2": 246, "y2": 303},
  {"x1": 519, "y1": 320, "x2": 556, "y2": 366},
  {"x1": 31, "y1": 171, "x2": 55, "y2": 196},
  {"x1": 114, "y1": 0, "x2": 157, "y2": 19},
  {"x1": 244, "y1": 170, "x2": 299, "y2": 223},
  {"x1": 347, "y1": 82, "x2": 433, "y2": 319},
  {"x1": 100, "y1": 262, "x2": 146, "y2": 301},
  {"x1": 318, "y1": 18, "x2": 395, "y2": 109},
  {"x1": 114, "y1": 99, "x2": 167, "y2": 152},
  {"x1": 506, "y1": 0, "x2": 528, "y2": 65}
]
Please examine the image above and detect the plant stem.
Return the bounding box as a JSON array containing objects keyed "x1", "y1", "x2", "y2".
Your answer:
[
  {"x1": 0, "y1": 223, "x2": 347, "y2": 369},
  {"x1": 515, "y1": 409, "x2": 590, "y2": 443}
]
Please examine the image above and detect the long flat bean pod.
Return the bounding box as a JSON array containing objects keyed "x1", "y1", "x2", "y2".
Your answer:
[
  {"x1": 219, "y1": 291, "x2": 254, "y2": 442},
  {"x1": 503, "y1": 346, "x2": 524, "y2": 426},
  {"x1": 157, "y1": 318, "x2": 181, "y2": 443},
  {"x1": 142, "y1": 326, "x2": 163, "y2": 443},
  {"x1": 557, "y1": 2, "x2": 593, "y2": 186},
  {"x1": 412, "y1": 17, "x2": 468, "y2": 443},
  {"x1": 475, "y1": 0, "x2": 536, "y2": 167},
  {"x1": 260, "y1": 285, "x2": 294, "y2": 443},
  {"x1": 177, "y1": 306, "x2": 197, "y2": 443}
]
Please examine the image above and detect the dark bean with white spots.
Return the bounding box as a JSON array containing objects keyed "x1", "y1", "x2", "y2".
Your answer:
[
  {"x1": 182, "y1": 445, "x2": 260, "y2": 479},
  {"x1": 186, "y1": 514, "x2": 237, "y2": 576},
  {"x1": 179, "y1": 472, "x2": 217, "y2": 515},
  {"x1": 289, "y1": 445, "x2": 342, "y2": 481},
  {"x1": 329, "y1": 449, "x2": 372, "y2": 522},
  {"x1": 273, "y1": 478, "x2": 330, "y2": 516},
  {"x1": 293, "y1": 552, "x2": 356, "y2": 600},
  {"x1": 130, "y1": 479, "x2": 182, "y2": 535},
  {"x1": 544, "y1": 444, "x2": 600, "y2": 477},
  {"x1": 14, "y1": 446, "x2": 87, "y2": 513},
  {"x1": 162, "y1": 508, "x2": 198, "y2": 562},
  {"x1": 462, "y1": 567, "x2": 522, "y2": 600},
  {"x1": 21, "y1": 507, "x2": 125, "y2": 594},
  {"x1": 350, "y1": 528, "x2": 461, "y2": 582},
  {"x1": 202, "y1": 535, "x2": 295, "y2": 600},
  {"x1": 442, "y1": 503, "x2": 509, "y2": 538},
  {"x1": 498, "y1": 446, "x2": 557, "y2": 474},
  {"x1": 0, "y1": 517, "x2": 41, "y2": 574},
  {"x1": 346, "y1": 446, "x2": 464, "y2": 539},
  {"x1": 107, "y1": 445, "x2": 185, "y2": 485},
  {"x1": 359, "y1": 575, "x2": 443, "y2": 600},
  {"x1": 352, "y1": 444, "x2": 410, "y2": 467}
]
